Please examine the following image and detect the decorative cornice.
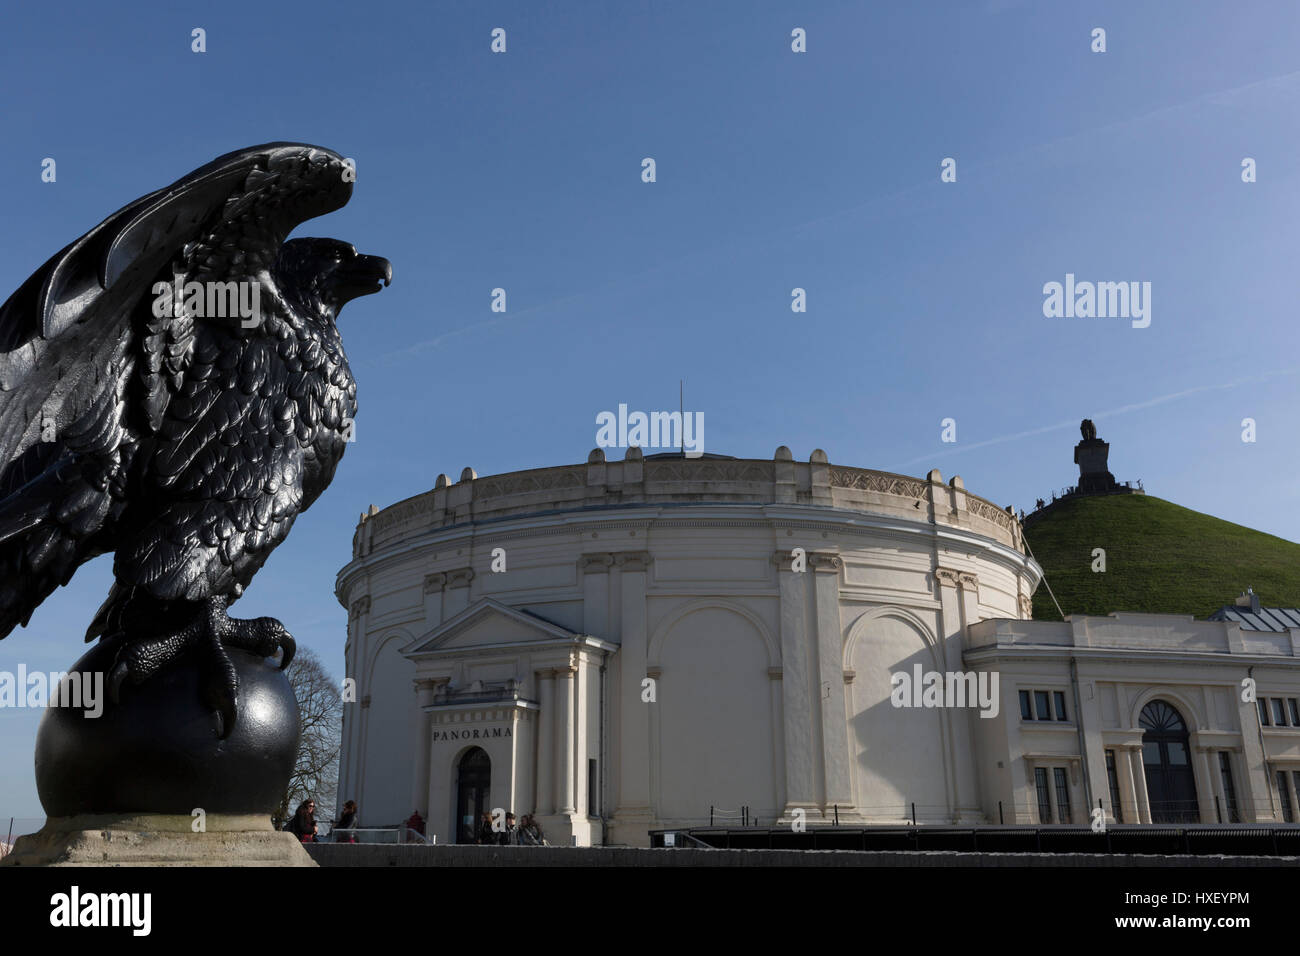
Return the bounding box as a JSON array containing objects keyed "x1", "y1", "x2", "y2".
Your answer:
[
  {"x1": 810, "y1": 552, "x2": 842, "y2": 573},
  {"x1": 843, "y1": 669, "x2": 856, "y2": 684},
  {"x1": 580, "y1": 553, "x2": 615, "y2": 574},
  {"x1": 615, "y1": 550, "x2": 652, "y2": 572},
  {"x1": 958, "y1": 572, "x2": 980, "y2": 592},
  {"x1": 446, "y1": 567, "x2": 474, "y2": 589},
  {"x1": 555, "y1": 666, "x2": 578, "y2": 678},
  {"x1": 349, "y1": 596, "x2": 371, "y2": 620},
  {"x1": 338, "y1": 508, "x2": 1040, "y2": 603},
  {"x1": 767, "y1": 667, "x2": 783, "y2": 681},
  {"x1": 935, "y1": 567, "x2": 961, "y2": 589},
  {"x1": 645, "y1": 666, "x2": 662, "y2": 679},
  {"x1": 423, "y1": 572, "x2": 447, "y2": 593},
  {"x1": 353, "y1": 457, "x2": 1024, "y2": 560}
]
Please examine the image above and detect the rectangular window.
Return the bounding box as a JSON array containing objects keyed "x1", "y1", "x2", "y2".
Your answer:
[
  {"x1": 1034, "y1": 691, "x2": 1051, "y2": 721},
  {"x1": 1290, "y1": 699, "x2": 1300, "y2": 727},
  {"x1": 1019, "y1": 690, "x2": 1033, "y2": 720},
  {"x1": 1273, "y1": 698, "x2": 1288, "y2": 727},
  {"x1": 1279, "y1": 772, "x2": 1294, "y2": 823},
  {"x1": 588, "y1": 758, "x2": 599, "y2": 817},
  {"x1": 1053, "y1": 767, "x2": 1072, "y2": 824},
  {"x1": 1105, "y1": 749, "x2": 1123, "y2": 823},
  {"x1": 1219, "y1": 752, "x2": 1240, "y2": 824},
  {"x1": 1034, "y1": 767, "x2": 1052, "y2": 823},
  {"x1": 1053, "y1": 691, "x2": 1068, "y2": 722},
  {"x1": 1259, "y1": 699, "x2": 1271, "y2": 727}
]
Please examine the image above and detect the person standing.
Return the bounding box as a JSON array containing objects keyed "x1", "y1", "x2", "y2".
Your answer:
[
  {"x1": 498, "y1": 812, "x2": 517, "y2": 845},
  {"x1": 477, "y1": 811, "x2": 494, "y2": 845},
  {"x1": 334, "y1": 800, "x2": 358, "y2": 843},
  {"x1": 405, "y1": 810, "x2": 425, "y2": 837},
  {"x1": 287, "y1": 799, "x2": 319, "y2": 842}
]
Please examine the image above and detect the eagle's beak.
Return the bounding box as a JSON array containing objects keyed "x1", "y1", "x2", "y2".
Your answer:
[{"x1": 337, "y1": 254, "x2": 393, "y2": 303}]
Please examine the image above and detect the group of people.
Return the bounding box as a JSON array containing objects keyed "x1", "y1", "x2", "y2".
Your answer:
[
  {"x1": 284, "y1": 798, "x2": 358, "y2": 843},
  {"x1": 284, "y1": 799, "x2": 550, "y2": 846},
  {"x1": 475, "y1": 810, "x2": 546, "y2": 845}
]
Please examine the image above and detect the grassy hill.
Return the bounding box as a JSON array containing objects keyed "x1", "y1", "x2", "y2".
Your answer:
[{"x1": 1021, "y1": 494, "x2": 1300, "y2": 621}]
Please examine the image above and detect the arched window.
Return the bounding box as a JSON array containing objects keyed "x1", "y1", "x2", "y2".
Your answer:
[{"x1": 1139, "y1": 700, "x2": 1199, "y2": 823}]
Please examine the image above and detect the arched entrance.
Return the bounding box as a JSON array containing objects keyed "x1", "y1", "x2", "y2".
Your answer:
[
  {"x1": 1140, "y1": 700, "x2": 1199, "y2": 823},
  {"x1": 454, "y1": 747, "x2": 491, "y2": 844}
]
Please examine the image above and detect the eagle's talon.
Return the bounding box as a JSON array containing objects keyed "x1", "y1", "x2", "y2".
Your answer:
[
  {"x1": 278, "y1": 634, "x2": 295, "y2": 670},
  {"x1": 201, "y1": 637, "x2": 240, "y2": 741}
]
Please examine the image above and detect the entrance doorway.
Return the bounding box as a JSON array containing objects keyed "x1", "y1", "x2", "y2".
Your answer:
[
  {"x1": 454, "y1": 747, "x2": 491, "y2": 844},
  {"x1": 1140, "y1": 700, "x2": 1199, "y2": 823}
]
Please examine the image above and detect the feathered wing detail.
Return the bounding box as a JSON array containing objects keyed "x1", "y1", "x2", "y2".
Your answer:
[{"x1": 0, "y1": 143, "x2": 355, "y2": 638}]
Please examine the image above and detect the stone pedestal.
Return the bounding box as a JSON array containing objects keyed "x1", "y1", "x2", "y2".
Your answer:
[
  {"x1": 1, "y1": 813, "x2": 316, "y2": 867},
  {"x1": 1074, "y1": 438, "x2": 1117, "y2": 494},
  {"x1": 10, "y1": 641, "x2": 307, "y2": 866}
]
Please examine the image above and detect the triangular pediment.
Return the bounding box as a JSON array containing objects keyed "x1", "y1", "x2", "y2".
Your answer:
[{"x1": 403, "y1": 598, "x2": 583, "y2": 656}]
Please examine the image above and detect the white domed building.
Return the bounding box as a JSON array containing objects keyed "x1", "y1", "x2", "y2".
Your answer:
[{"x1": 336, "y1": 447, "x2": 1041, "y2": 846}]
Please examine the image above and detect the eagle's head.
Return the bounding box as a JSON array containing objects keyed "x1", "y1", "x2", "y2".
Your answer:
[{"x1": 274, "y1": 238, "x2": 392, "y2": 321}]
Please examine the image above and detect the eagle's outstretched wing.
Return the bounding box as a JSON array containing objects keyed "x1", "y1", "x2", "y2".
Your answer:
[{"x1": 0, "y1": 143, "x2": 353, "y2": 636}]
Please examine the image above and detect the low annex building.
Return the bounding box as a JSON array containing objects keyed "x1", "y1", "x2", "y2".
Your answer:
[
  {"x1": 336, "y1": 447, "x2": 1040, "y2": 846},
  {"x1": 971, "y1": 591, "x2": 1300, "y2": 826}
]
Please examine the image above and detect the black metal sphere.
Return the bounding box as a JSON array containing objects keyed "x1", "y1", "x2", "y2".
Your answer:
[{"x1": 35, "y1": 640, "x2": 299, "y2": 817}]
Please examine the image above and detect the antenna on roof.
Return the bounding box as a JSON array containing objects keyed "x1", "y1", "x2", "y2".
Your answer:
[{"x1": 680, "y1": 379, "x2": 685, "y2": 458}]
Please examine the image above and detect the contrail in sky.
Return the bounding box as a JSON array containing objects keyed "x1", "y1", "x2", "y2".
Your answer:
[{"x1": 896, "y1": 367, "x2": 1300, "y2": 468}]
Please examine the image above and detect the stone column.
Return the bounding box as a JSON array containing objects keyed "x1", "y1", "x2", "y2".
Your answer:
[
  {"x1": 768, "y1": 667, "x2": 786, "y2": 814},
  {"x1": 575, "y1": 656, "x2": 590, "y2": 818},
  {"x1": 581, "y1": 553, "x2": 613, "y2": 639},
  {"x1": 410, "y1": 679, "x2": 439, "y2": 817},
  {"x1": 422, "y1": 573, "x2": 446, "y2": 626},
  {"x1": 1115, "y1": 744, "x2": 1137, "y2": 823},
  {"x1": 443, "y1": 567, "x2": 474, "y2": 617},
  {"x1": 956, "y1": 572, "x2": 986, "y2": 813},
  {"x1": 812, "y1": 552, "x2": 852, "y2": 812},
  {"x1": 340, "y1": 636, "x2": 356, "y2": 803},
  {"x1": 1194, "y1": 746, "x2": 1216, "y2": 823},
  {"x1": 615, "y1": 552, "x2": 652, "y2": 826},
  {"x1": 348, "y1": 595, "x2": 371, "y2": 811},
  {"x1": 1129, "y1": 746, "x2": 1152, "y2": 823},
  {"x1": 1237, "y1": 695, "x2": 1272, "y2": 822},
  {"x1": 536, "y1": 670, "x2": 556, "y2": 815},
  {"x1": 556, "y1": 665, "x2": 577, "y2": 815},
  {"x1": 936, "y1": 567, "x2": 977, "y2": 819},
  {"x1": 1209, "y1": 749, "x2": 1229, "y2": 822},
  {"x1": 775, "y1": 550, "x2": 816, "y2": 818}
]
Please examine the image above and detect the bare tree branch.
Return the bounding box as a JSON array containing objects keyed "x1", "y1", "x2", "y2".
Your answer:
[{"x1": 273, "y1": 646, "x2": 342, "y2": 830}]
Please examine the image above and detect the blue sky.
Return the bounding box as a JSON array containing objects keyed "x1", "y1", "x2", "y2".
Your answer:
[{"x1": 1, "y1": 0, "x2": 1298, "y2": 822}]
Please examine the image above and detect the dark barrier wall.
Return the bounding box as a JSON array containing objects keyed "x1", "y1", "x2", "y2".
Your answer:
[{"x1": 305, "y1": 844, "x2": 1292, "y2": 867}]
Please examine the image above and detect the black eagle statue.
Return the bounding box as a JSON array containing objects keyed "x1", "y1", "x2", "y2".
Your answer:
[{"x1": 0, "y1": 143, "x2": 390, "y2": 739}]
